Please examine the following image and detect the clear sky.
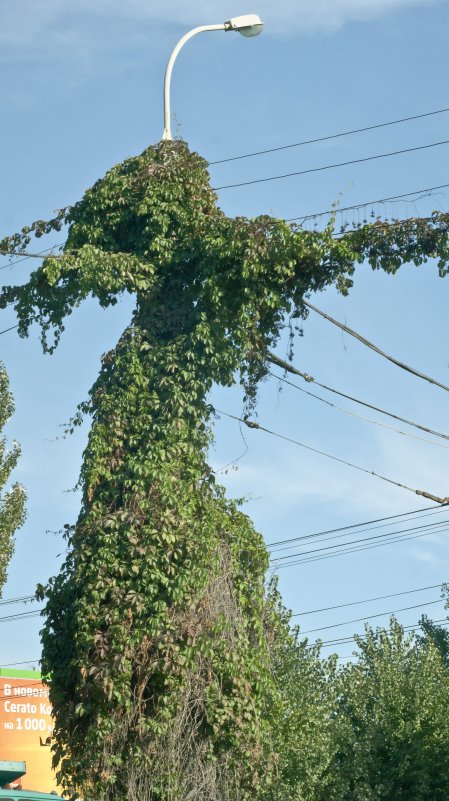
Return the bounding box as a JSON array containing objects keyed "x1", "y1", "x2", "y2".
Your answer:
[{"x1": 1, "y1": 0, "x2": 449, "y2": 667}]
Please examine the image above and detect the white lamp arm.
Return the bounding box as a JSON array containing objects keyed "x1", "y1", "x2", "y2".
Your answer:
[{"x1": 162, "y1": 24, "x2": 226, "y2": 141}]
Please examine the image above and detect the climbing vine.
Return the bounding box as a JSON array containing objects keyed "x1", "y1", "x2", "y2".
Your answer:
[
  {"x1": 2, "y1": 141, "x2": 449, "y2": 801},
  {"x1": 0, "y1": 365, "x2": 26, "y2": 596}
]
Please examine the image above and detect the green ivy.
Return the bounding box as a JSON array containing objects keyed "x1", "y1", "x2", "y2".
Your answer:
[
  {"x1": 0, "y1": 365, "x2": 26, "y2": 595},
  {"x1": 2, "y1": 141, "x2": 449, "y2": 801}
]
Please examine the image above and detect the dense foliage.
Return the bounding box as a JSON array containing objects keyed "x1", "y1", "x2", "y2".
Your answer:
[
  {"x1": 0, "y1": 365, "x2": 26, "y2": 596},
  {"x1": 327, "y1": 620, "x2": 449, "y2": 801},
  {"x1": 2, "y1": 141, "x2": 449, "y2": 800},
  {"x1": 258, "y1": 615, "x2": 449, "y2": 801},
  {"x1": 262, "y1": 581, "x2": 339, "y2": 801},
  {"x1": 417, "y1": 586, "x2": 449, "y2": 667}
]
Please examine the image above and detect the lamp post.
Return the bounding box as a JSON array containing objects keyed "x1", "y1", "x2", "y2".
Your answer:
[{"x1": 162, "y1": 14, "x2": 264, "y2": 141}]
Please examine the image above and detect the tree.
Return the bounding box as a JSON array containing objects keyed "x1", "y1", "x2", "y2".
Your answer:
[
  {"x1": 0, "y1": 364, "x2": 26, "y2": 595},
  {"x1": 417, "y1": 584, "x2": 449, "y2": 667},
  {"x1": 326, "y1": 619, "x2": 449, "y2": 801},
  {"x1": 2, "y1": 141, "x2": 449, "y2": 801},
  {"x1": 417, "y1": 613, "x2": 449, "y2": 668},
  {"x1": 262, "y1": 579, "x2": 339, "y2": 801}
]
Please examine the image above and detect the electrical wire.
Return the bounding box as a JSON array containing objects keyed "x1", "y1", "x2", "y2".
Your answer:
[
  {"x1": 285, "y1": 183, "x2": 449, "y2": 223},
  {"x1": 0, "y1": 248, "x2": 63, "y2": 261},
  {"x1": 293, "y1": 581, "x2": 446, "y2": 616},
  {"x1": 0, "y1": 324, "x2": 19, "y2": 336},
  {"x1": 0, "y1": 681, "x2": 50, "y2": 703},
  {"x1": 268, "y1": 505, "x2": 446, "y2": 549},
  {"x1": 270, "y1": 520, "x2": 446, "y2": 556},
  {"x1": 317, "y1": 618, "x2": 449, "y2": 648},
  {"x1": 301, "y1": 598, "x2": 444, "y2": 634},
  {"x1": 2, "y1": 579, "x2": 446, "y2": 624},
  {"x1": 0, "y1": 610, "x2": 42, "y2": 623},
  {"x1": 0, "y1": 244, "x2": 63, "y2": 270},
  {"x1": 209, "y1": 107, "x2": 449, "y2": 165},
  {"x1": 268, "y1": 370, "x2": 449, "y2": 449},
  {"x1": 0, "y1": 688, "x2": 48, "y2": 704},
  {"x1": 267, "y1": 351, "x2": 449, "y2": 442},
  {"x1": 270, "y1": 518, "x2": 449, "y2": 563},
  {"x1": 1, "y1": 589, "x2": 443, "y2": 664},
  {"x1": 304, "y1": 300, "x2": 449, "y2": 393},
  {"x1": 0, "y1": 659, "x2": 41, "y2": 668},
  {"x1": 0, "y1": 595, "x2": 35, "y2": 606},
  {"x1": 271, "y1": 518, "x2": 449, "y2": 561},
  {"x1": 0, "y1": 605, "x2": 446, "y2": 688},
  {"x1": 0, "y1": 211, "x2": 446, "y2": 266},
  {"x1": 313, "y1": 618, "x2": 449, "y2": 649},
  {"x1": 216, "y1": 408, "x2": 449, "y2": 505},
  {"x1": 273, "y1": 524, "x2": 449, "y2": 569},
  {"x1": 271, "y1": 518, "x2": 445, "y2": 556},
  {"x1": 213, "y1": 139, "x2": 449, "y2": 191},
  {"x1": 269, "y1": 507, "x2": 448, "y2": 553},
  {"x1": 0, "y1": 185, "x2": 445, "y2": 281}
]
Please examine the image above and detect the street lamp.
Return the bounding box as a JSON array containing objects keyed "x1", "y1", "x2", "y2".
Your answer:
[{"x1": 162, "y1": 14, "x2": 264, "y2": 141}]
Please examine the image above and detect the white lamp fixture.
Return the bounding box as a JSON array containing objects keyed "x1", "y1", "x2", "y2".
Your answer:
[
  {"x1": 224, "y1": 14, "x2": 264, "y2": 37},
  {"x1": 162, "y1": 14, "x2": 264, "y2": 141}
]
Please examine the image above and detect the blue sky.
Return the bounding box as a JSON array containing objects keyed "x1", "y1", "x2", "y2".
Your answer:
[{"x1": 1, "y1": 0, "x2": 449, "y2": 667}]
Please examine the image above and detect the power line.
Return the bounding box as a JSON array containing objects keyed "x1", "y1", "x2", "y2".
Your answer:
[
  {"x1": 0, "y1": 183, "x2": 445, "y2": 279},
  {"x1": 271, "y1": 517, "x2": 449, "y2": 561},
  {"x1": 285, "y1": 182, "x2": 449, "y2": 223},
  {"x1": 217, "y1": 408, "x2": 449, "y2": 505},
  {"x1": 0, "y1": 610, "x2": 42, "y2": 624},
  {"x1": 268, "y1": 370, "x2": 449, "y2": 449},
  {"x1": 1, "y1": 212, "x2": 447, "y2": 267},
  {"x1": 270, "y1": 518, "x2": 449, "y2": 564},
  {"x1": 209, "y1": 106, "x2": 449, "y2": 165},
  {"x1": 268, "y1": 505, "x2": 446, "y2": 549},
  {"x1": 301, "y1": 598, "x2": 444, "y2": 635},
  {"x1": 0, "y1": 324, "x2": 19, "y2": 336},
  {"x1": 313, "y1": 617, "x2": 449, "y2": 649},
  {"x1": 333, "y1": 218, "x2": 442, "y2": 239},
  {"x1": 0, "y1": 659, "x2": 41, "y2": 668},
  {"x1": 316, "y1": 618, "x2": 449, "y2": 649},
  {"x1": 0, "y1": 681, "x2": 50, "y2": 703},
  {"x1": 0, "y1": 244, "x2": 63, "y2": 270},
  {"x1": 271, "y1": 520, "x2": 449, "y2": 560},
  {"x1": 0, "y1": 595, "x2": 35, "y2": 606},
  {"x1": 304, "y1": 300, "x2": 449, "y2": 393},
  {"x1": 269, "y1": 507, "x2": 447, "y2": 553},
  {"x1": 0, "y1": 685, "x2": 48, "y2": 703},
  {"x1": 1, "y1": 579, "x2": 446, "y2": 624},
  {"x1": 213, "y1": 139, "x2": 449, "y2": 191},
  {"x1": 0, "y1": 248, "x2": 63, "y2": 262},
  {"x1": 0, "y1": 198, "x2": 445, "y2": 277},
  {"x1": 293, "y1": 581, "x2": 446, "y2": 616},
  {"x1": 273, "y1": 524, "x2": 449, "y2": 569},
  {"x1": 267, "y1": 351, "x2": 449, "y2": 442}
]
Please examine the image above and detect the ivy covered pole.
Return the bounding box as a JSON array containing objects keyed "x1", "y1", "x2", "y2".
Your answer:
[{"x1": 1, "y1": 142, "x2": 449, "y2": 801}]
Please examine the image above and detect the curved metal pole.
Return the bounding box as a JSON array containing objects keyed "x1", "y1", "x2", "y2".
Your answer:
[{"x1": 162, "y1": 24, "x2": 226, "y2": 141}]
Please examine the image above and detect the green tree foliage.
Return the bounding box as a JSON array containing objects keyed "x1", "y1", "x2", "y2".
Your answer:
[
  {"x1": 327, "y1": 619, "x2": 449, "y2": 801},
  {"x1": 262, "y1": 580, "x2": 339, "y2": 801},
  {"x1": 417, "y1": 584, "x2": 449, "y2": 667},
  {"x1": 2, "y1": 141, "x2": 449, "y2": 800},
  {"x1": 418, "y1": 613, "x2": 449, "y2": 668},
  {"x1": 0, "y1": 365, "x2": 26, "y2": 595}
]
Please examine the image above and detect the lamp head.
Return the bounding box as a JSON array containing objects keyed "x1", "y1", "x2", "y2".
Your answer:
[{"x1": 225, "y1": 14, "x2": 264, "y2": 37}]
